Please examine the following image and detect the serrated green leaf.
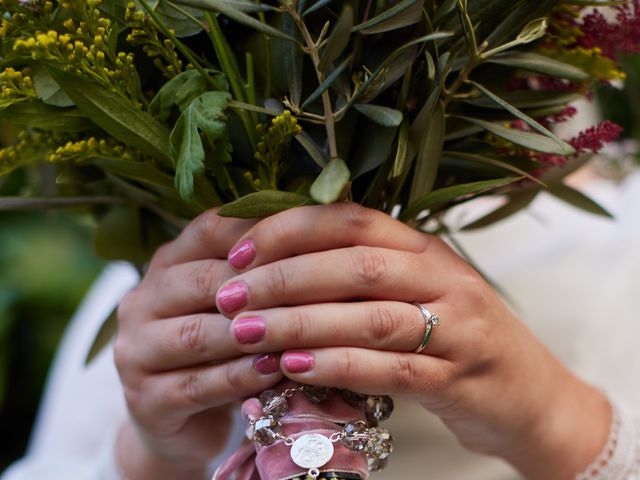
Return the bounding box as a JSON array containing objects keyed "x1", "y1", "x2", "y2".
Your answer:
[
  {"x1": 310, "y1": 158, "x2": 351, "y2": 204},
  {"x1": 169, "y1": 91, "x2": 232, "y2": 201},
  {"x1": 31, "y1": 64, "x2": 74, "y2": 107},
  {"x1": 354, "y1": 104, "x2": 403, "y2": 127},
  {"x1": 149, "y1": 69, "x2": 227, "y2": 121},
  {"x1": 218, "y1": 190, "x2": 313, "y2": 217},
  {"x1": 403, "y1": 177, "x2": 522, "y2": 220},
  {"x1": 487, "y1": 52, "x2": 589, "y2": 81},
  {"x1": 454, "y1": 115, "x2": 576, "y2": 155},
  {"x1": 46, "y1": 66, "x2": 172, "y2": 163}
]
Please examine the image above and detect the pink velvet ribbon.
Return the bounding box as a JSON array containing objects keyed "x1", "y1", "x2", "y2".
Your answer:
[{"x1": 213, "y1": 384, "x2": 370, "y2": 480}]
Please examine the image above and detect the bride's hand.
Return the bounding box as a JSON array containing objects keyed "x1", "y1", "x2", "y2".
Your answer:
[
  {"x1": 113, "y1": 210, "x2": 283, "y2": 480},
  {"x1": 217, "y1": 203, "x2": 611, "y2": 480}
]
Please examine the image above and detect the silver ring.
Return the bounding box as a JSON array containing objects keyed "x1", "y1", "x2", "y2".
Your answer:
[{"x1": 412, "y1": 303, "x2": 440, "y2": 354}]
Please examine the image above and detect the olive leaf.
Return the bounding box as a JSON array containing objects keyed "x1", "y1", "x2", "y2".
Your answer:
[
  {"x1": 354, "y1": 104, "x2": 403, "y2": 127},
  {"x1": 486, "y1": 51, "x2": 589, "y2": 81},
  {"x1": 218, "y1": 190, "x2": 314, "y2": 217},
  {"x1": 319, "y1": 4, "x2": 353, "y2": 71},
  {"x1": 548, "y1": 183, "x2": 614, "y2": 218},
  {"x1": 169, "y1": 91, "x2": 232, "y2": 201},
  {"x1": 310, "y1": 158, "x2": 351, "y2": 204}
]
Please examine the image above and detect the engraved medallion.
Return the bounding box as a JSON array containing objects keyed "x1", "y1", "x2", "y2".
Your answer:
[{"x1": 290, "y1": 433, "x2": 334, "y2": 469}]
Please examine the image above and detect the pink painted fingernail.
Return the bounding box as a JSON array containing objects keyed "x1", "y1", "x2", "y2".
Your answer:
[
  {"x1": 216, "y1": 281, "x2": 248, "y2": 313},
  {"x1": 228, "y1": 240, "x2": 256, "y2": 270},
  {"x1": 233, "y1": 316, "x2": 266, "y2": 344},
  {"x1": 254, "y1": 354, "x2": 280, "y2": 375},
  {"x1": 283, "y1": 352, "x2": 314, "y2": 373}
]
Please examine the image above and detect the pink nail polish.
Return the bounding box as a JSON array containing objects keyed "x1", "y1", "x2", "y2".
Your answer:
[
  {"x1": 228, "y1": 240, "x2": 256, "y2": 270},
  {"x1": 216, "y1": 281, "x2": 248, "y2": 313},
  {"x1": 254, "y1": 354, "x2": 280, "y2": 375},
  {"x1": 234, "y1": 316, "x2": 266, "y2": 344},
  {"x1": 283, "y1": 352, "x2": 314, "y2": 373}
]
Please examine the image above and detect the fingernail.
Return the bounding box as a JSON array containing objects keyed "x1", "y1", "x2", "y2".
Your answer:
[
  {"x1": 254, "y1": 354, "x2": 280, "y2": 375},
  {"x1": 228, "y1": 240, "x2": 256, "y2": 270},
  {"x1": 283, "y1": 352, "x2": 314, "y2": 373},
  {"x1": 233, "y1": 316, "x2": 266, "y2": 344},
  {"x1": 216, "y1": 281, "x2": 248, "y2": 314}
]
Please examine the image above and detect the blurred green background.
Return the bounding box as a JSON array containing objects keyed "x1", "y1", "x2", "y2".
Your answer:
[
  {"x1": 0, "y1": 132, "x2": 105, "y2": 469},
  {"x1": 0, "y1": 57, "x2": 639, "y2": 474}
]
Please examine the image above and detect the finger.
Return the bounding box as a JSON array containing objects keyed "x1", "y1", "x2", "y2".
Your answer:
[
  {"x1": 146, "y1": 259, "x2": 234, "y2": 317},
  {"x1": 229, "y1": 301, "x2": 452, "y2": 357},
  {"x1": 215, "y1": 246, "x2": 457, "y2": 316},
  {"x1": 150, "y1": 209, "x2": 256, "y2": 270},
  {"x1": 279, "y1": 347, "x2": 452, "y2": 399},
  {"x1": 135, "y1": 314, "x2": 242, "y2": 371},
  {"x1": 226, "y1": 203, "x2": 430, "y2": 271},
  {"x1": 138, "y1": 354, "x2": 284, "y2": 420}
]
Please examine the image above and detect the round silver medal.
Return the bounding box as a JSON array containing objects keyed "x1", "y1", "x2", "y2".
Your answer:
[{"x1": 290, "y1": 433, "x2": 335, "y2": 469}]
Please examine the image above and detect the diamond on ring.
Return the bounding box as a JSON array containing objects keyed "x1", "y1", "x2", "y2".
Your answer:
[{"x1": 412, "y1": 303, "x2": 440, "y2": 354}]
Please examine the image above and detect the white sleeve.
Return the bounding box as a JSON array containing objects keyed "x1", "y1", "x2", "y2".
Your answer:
[{"x1": 1, "y1": 262, "x2": 246, "y2": 479}]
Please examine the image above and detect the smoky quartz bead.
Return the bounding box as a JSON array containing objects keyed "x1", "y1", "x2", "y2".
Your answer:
[
  {"x1": 364, "y1": 395, "x2": 394, "y2": 423},
  {"x1": 253, "y1": 416, "x2": 282, "y2": 446}
]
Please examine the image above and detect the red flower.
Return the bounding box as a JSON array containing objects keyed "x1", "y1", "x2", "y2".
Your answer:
[
  {"x1": 578, "y1": 2, "x2": 640, "y2": 60},
  {"x1": 569, "y1": 120, "x2": 624, "y2": 153}
]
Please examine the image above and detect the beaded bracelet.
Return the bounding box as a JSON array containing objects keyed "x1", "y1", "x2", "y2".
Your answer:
[{"x1": 249, "y1": 384, "x2": 395, "y2": 477}]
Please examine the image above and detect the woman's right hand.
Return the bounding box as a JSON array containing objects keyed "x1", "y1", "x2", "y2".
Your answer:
[{"x1": 113, "y1": 210, "x2": 284, "y2": 480}]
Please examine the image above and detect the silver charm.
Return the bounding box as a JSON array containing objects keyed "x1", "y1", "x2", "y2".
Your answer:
[{"x1": 290, "y1": 433, "x2": 335, "y2": 476}]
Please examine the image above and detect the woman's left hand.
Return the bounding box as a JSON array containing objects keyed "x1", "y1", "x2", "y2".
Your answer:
[{"x1": 215, "y1": 203, "x2": 610, "y2": 480}]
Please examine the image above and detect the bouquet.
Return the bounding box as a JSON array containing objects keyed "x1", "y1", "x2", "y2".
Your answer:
[{"x1": 1, "y1": 0, "x2": 639, "y2": 478}]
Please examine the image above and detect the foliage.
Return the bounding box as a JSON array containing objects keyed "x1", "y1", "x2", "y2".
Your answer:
[{"x1": 1, "y1": 0, "x2": 636, "y2": 267}]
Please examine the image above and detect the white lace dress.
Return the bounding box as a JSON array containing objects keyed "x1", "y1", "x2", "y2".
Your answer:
[{"x1": 3, "y1": 171, "x2": 640, "y2": 480}]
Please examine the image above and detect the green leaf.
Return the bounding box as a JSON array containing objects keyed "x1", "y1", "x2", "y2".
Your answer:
[
  {"x1": 469, "y1": 81, "x2": 574, "y2": 153},
  {"x1": 487, "y1": 52, "x2": 589, "y2": 81},
  {"x1": 349, "y1": 121, "x2": 398, "y2": 178},
  {"x1": 0, "y1": 101, "x2": 92, "y2": 133},
  {"x1": 169, "y1": 91, "x2": 232, "y2": 201},
  {"x1": 462, "y1": 189, "x2": 539, "y2": 230},
  {"x1": 391, "y1": 121, "x2": 410, "y2": 178},
  {"x1": 310, "y1": 158, "x2": 351, "y2": 204},
  {"x1": 46, "y1": 66, "x2": 172, "y2": 163},
  {"x1": 359, "y1": 0, "x2": 424, "y2": 34},
  {"x1": 443, "y1": 151, "x2": 545, "y2": 185},
  {"x1": 319, "y1": 5, "x2": 353, "y2": 72},
  {"x1": 174, "y1": 0, "x2": 297, "y2": 42},
  {"x1": 157, "y1": 1, "x2": 206, "y2": 37},
  {"x1": 352, "y1": 0, "x2": 419, "y2": 33},
  {"x1": 31, "y1": 64, "x2": 74, "y2": 107},
  {"x1": 453, "y1": 115, "x2": 576, "y2": 155},
  {"x1": 403, "y1": 177, "x2": 522, "y2": 220},
  {"x1": 354, "y1": 104, "x2": 403, "y2": 127},
  {"x1": 465, "y1": 90, "x2": 581, "y2": 110},
  {"x1": 149, "y1": 69, "x2": 227, "y2": 121},
  {"x1": 0, "y1": 196, "x2": 122, "y2": 210},
  {"x1": 302, "y1": 0, "x2": 335, "y2": 16},
  {"x1": 548, "y1": 183, "x2": 614, "y2": 218},
  {"x1": 409, "y1": 100, "x2": 445, "y2": 203},
  {"x1": 295, "y1": 133, "x2": 328, "y2": 167},
  {"x1": 85, "y1": 308, "x2": 117, "y2": 365},
  {"x1": 281, "y1": 15, "x2": 304, "y2": 107},
  {"x1": 218, "y1": 190, "x2": 313, "y2": 217},
  {"x1": 301, "y1": 56, "x2": 351, "y2": 109}
]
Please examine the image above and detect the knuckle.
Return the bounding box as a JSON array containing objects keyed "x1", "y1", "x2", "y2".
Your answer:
[
  {"x1": 391, "y1": 355, "x2": 420, "y2": 392},
  {"x1": 112, "y1": 336, "x2": 132, "y2": 373},
  {"x1": 149, "y1": 241, "x2": 174, "y2": 269},
  {"x1": 265, "y1": 263, "x2": 290, "y2": 298},
  {"x1": 179, "y1": 316, "x2": 208, "y2": 355},
  {"x1": 116, "y1": 290, "x2": 140, "y2": 324},
  {"x1": 181, "y1": 369, "x2": 207, "y2": 407},
  {"x1": 266, "y1": 214, "x2": 294, "y2": 243},
  {"x1": 188, "y1": 261, "x2": 221, "y2": 298},
  {"x1": 225, "y1": 361, "x2": 248, "y2": 394},
  {"x1": 288, "y1": 309, "x2": 309, "y2": 344},
  {"x1": 350, "y1": 247, "x2": 388, "y2": 287},
  {"x1": 337, "y1": 203, "x2": 375, "y2": 231},
  {"x1": 122, "y1": 383, "x2": 143, "y2": 414},
  {"x1": 366, "y1": 304, "x2": 398, "y2": 344},
  {"x1": 192, "y1": 210, "x2": 224, "y2": 248},
  {"x1": 339, "y1": 349, "x2": 357, "y2": 386}
]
